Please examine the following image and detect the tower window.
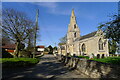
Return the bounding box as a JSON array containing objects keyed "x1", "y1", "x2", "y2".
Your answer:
[
  {"x1": 74, "y1": 24, "x2": 76, "y2": 29},
  {"x1": 74, "y1": 32, "x2": 76, "y2": 37}
]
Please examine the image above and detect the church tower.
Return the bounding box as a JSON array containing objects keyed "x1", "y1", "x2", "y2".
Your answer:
[{"x1": 67, "y1": 9, "x2": 80, "y2": 44}]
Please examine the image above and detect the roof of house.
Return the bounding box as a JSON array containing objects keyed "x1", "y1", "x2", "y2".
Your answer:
[
  {"x1": 36, "y1": 46, "x2": 45, "y2": 48},
  {"x1": 75, "y1": 31, "x2": 97, "y2": 41},
  {"x1": 7, "y1": 50, "x2": 15, "y2": 53},
  {"x1": 2, "y1": 44, "x2": 16, "y2": 49}
]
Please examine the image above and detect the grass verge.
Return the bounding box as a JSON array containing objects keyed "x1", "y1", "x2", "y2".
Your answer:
[{"x1": 0, "y1": 58, "x2": 39, "y2": 68}]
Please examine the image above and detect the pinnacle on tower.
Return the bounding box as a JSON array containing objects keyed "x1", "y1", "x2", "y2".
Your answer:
[
  {"x1": 70, "y1": 9, "x2": 76, "y2": 24},
  {"x1": 71, "y1": 9, "x2": 75, "y2": 17}
]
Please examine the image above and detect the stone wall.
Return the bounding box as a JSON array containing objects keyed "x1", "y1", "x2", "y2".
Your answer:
[{"x1": 58, "y1": 55, "x2": 120, "y2": 78}]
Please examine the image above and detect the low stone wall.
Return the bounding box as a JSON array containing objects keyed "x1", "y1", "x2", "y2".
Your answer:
[{"x1": 58, "y1": 55, "x2": 120, "y2": 78}]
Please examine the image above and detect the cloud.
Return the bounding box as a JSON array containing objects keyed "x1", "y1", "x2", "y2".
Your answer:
[
  {"x1": 49, "y1": 9, "x2": 72, "y2": 15},
  {"x1": 32, "y1": 2, "x2": 73, "y2": 16},
  {"x1": 33, "y1": 2, "x2": 57, "y2": 8},
  {"x1": 33, "y1": 2, "x2": 97, "y2": 22}
]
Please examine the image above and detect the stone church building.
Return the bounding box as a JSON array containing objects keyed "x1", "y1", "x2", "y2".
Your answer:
[{"x1": 58, "y1": 9, "x2": 109, "y2": 58}]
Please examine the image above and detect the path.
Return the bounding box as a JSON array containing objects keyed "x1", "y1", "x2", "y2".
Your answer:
[{"x1": 2, "y1": 54, "x2": 89, "y2": 79}]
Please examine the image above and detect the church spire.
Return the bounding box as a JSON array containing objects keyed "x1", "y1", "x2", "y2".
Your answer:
[
  {"x1": 70, "y1": 9, "x2": 76, "y2": 24},
  {"x1": 71, "y1": 9, "x2": 75, "y2": 17},
  {"x1": 67, "y1": 9, "x2": 80, "y2": 44}
]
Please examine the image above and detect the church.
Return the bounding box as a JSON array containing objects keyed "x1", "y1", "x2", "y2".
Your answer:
[{"x1": 58, "y1": 9, "x2": 109, "y2": 58}]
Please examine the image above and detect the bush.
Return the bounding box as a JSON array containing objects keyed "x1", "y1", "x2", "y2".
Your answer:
[
  {"x1": 48, "y1": 52, "x2": 53, "y2": 54},
  {"x1": 2, "y1": 48, "x2": 13, "y2": 58},
  {"x1": 1, "y1": 58, "x2": 39, "y2": 68},
  {"x1": 19, "y1": 50, "x2": 32, "y2": 58}
]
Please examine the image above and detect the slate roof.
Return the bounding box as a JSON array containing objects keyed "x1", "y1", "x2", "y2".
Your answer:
[
  {"x1": 75, "y1": 31, "x2": 97, "y2": 41},
  {"x1": 2, "y1": 44, "x2": 16, "y2": 49},
  {"x1": 36, "y1": 46, "x2": 45, "y2": 48}
]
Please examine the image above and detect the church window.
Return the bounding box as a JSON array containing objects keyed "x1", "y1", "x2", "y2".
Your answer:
[
  {"x1": 74, "y1": 32, "x2": 76, "y2": 37},
  {"x1": 97, "y1": 54, "x2": 100, "y2": 58},
  {"x1": 74, "y1": 24, "x2": 76, "y2": 28},
  {"x1": 98, "y1": 39, "x2": 103, "y2": 50},
  {"x1": 82, "y1": 43, "x2": 86, "y2": 52}
]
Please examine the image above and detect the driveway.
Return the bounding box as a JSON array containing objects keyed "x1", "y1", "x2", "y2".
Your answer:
[{"x1": 2, "y1": 54, "x2": 89, "y2": 79}]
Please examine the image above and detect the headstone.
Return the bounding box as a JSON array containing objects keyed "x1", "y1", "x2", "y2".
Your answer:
[
  {"x1": 73, "y1": 54, "x2": 76, "y2": 57},
  {"x1": 89, "y1": 53, "x2": 94, "y2": 59}
]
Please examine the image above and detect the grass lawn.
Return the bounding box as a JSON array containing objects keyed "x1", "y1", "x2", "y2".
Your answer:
[
  {"x1": 92, "y1": 56, "x2": 120, "y2": 65},
  {"x1": 0, "y1": 58, "x2": 40, "y2": 68}
]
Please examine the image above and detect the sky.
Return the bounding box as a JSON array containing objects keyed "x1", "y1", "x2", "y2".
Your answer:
[{"x1": 2, "y1": 2, "x2": 118, "y2": 47}]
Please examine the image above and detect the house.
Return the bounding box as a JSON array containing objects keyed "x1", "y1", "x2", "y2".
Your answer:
[
  {"x1": 2, "y1": 44, "x2": 16, "y2": 55},
  {"x1": 36, "y1": 45, "x2": 45, "y2": 55}
]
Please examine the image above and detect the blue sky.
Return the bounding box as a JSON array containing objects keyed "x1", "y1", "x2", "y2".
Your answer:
[{"x1": 2, "y1": 2, "x2": 118, "y2": 47}]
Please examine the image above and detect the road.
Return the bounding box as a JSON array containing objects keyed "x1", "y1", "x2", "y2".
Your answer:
[{"x1": 2, "y1": 54, "x2": 89, "y2": 79}]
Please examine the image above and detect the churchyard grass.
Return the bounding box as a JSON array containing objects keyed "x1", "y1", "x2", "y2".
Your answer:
[
  {"x1": 77, "y1": 56, "x2": 120, "y2": 65},
  {"x1": 92, "y1": 56, "x2": 120, "y2": 65}
]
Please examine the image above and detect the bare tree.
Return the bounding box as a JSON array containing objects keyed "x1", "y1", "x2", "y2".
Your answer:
[
  {"x1": 2, "y1": 32, "x2": 12, "y2": 46},
  {"x1": 59, "y1": 34, "x2": 67, "y2": 45},
  {"x1": 26, "y1": 28, "x2": 34, "y2": 52},
  {"x1": 2, "y1": 9, "x2": 34, "y2": 57}
]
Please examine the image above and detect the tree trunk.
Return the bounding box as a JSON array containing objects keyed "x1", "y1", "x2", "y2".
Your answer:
[{"x1": 14, "y1": 41, "x2": 20, "y2": 58}]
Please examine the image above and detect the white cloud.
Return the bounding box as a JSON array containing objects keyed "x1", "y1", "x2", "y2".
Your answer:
[
  {"x1": 33, "y1": 3, "x2": 81, "y2": 16},
  {"x1": 33, "y1": 2, "x2": 72, "y2": 15},
  {"x1": 49, "y1": 9, "x2": 72, "y2": 15},
  {"x1": 33, "y1": 2, "x2": 57, "y2": 8}
]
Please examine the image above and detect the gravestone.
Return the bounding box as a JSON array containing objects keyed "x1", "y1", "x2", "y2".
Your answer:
[{"x1": 89, "y1": 53, "x2": 94, "y2": 59}]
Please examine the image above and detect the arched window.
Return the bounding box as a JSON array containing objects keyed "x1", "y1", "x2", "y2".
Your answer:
[
  {"x1": 74, "y1": 24, "x2": 76, "y2": 29},
  {"x1": 99, "y1": 39, "x2": 103, "y2": 50},
  {"x1": 74, "y1": 32, "x2": 76, "y2": 38},
  {"x1": 82, "y1": 43, "x2": 86, "y2": 52}
]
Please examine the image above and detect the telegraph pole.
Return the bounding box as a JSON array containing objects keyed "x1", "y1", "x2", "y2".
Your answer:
[{"x1": 33, "y1": 9, "x2": 39, "y2": 58}]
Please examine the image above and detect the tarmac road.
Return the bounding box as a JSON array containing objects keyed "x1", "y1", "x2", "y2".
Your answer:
[{"x1": 2, "y1": 54, "x2": 89, "y2": 79}]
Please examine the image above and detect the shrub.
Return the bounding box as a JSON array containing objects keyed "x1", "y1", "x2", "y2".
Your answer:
[
  {"x1": 1, "y1": 58, "x2": 39, "y2": 68},
  {"x1": 78, "y1": 56, "x2": 89, "y2": 59},
  {"x1": 19, "y1": 50, "x2": 32, "y2": 58}
]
